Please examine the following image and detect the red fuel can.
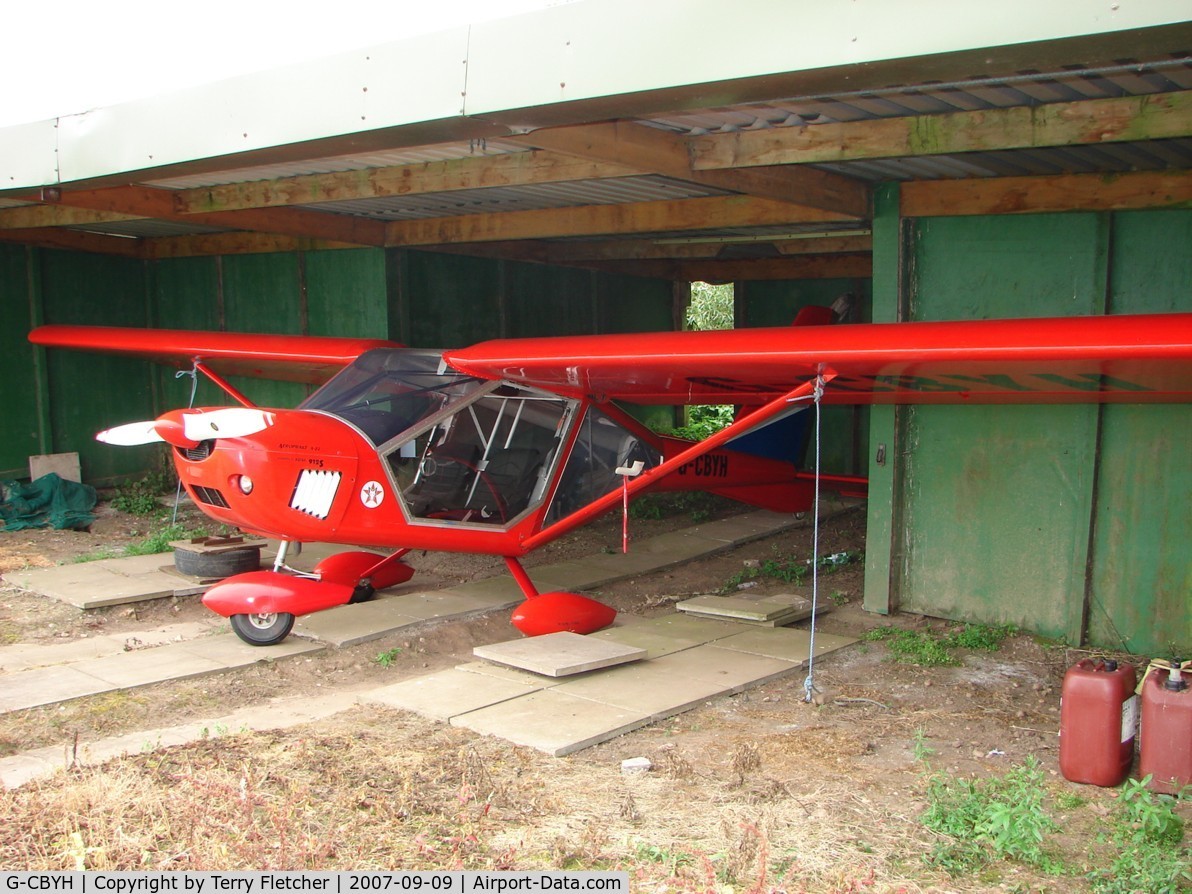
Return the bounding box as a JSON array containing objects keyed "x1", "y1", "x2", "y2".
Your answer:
[
  {"x1": 1059, "y1": 659, "x2": 1138, "y2": 787},
  {"x1": 1139, "y1": 661, "x2": 1192, "y2": 795}
]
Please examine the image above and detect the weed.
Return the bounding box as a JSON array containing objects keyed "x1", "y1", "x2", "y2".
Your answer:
[
  {"x1": 920, "y1": 756, "x2": 1062, "y2": 874},
  {"x1": 633, "y1": 841, "x2": 694, "y2": 871},
  {"x1": 109, "y1": 471, "x2": 176, "y2": 516},
  {"x1": 829, "y1": 590, "x2": 849, "y2": 606},
  {"x1": 863, "y1": 622, "x2": 1016, "y2": 667},
  {"x1": 375, "y1": 648, "x2": 403, "y2": 667},
  {"x1": 862, "y1": 627, "x2": 961, "y2": 667},
  {"x1": 72, "y1": 522, "x2": 211, "y2": 562},
  {"x1": 1088, "y1": 778, "x2": 1190, "y2": 894}
]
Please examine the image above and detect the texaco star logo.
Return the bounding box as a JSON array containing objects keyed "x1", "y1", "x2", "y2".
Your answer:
[{"x1": 360, "y1": 480, "x2": 385, "y2": 508}]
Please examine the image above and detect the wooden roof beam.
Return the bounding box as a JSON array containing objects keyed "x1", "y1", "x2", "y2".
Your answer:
[
  {"x1": 384, "y1": 194, "x2": 855, "y2": 246},
  {"x1": 691, "y1": 92, "x2": 1192, "y2": 169},
  {"x1": 902, "y1": 169, "x2": 1192, "y2": 217},
  {"x1": 173, "y1": 150, "x2": 642, "y2": 213},
  {"x1": 509, "y1": 121, "x2": 869, "y2": 218}
]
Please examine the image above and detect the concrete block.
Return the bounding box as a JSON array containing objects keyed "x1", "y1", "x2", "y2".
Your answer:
[{"x1": 28, "y1": 452, "x2": 80, "y2": 483}]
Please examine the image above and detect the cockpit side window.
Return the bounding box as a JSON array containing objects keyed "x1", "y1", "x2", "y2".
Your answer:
[
  {"x1": 388, "y1": 385, "x2": 572, "y2": 526},
  {"x1": 546, "y1": 406, "x2": 661, "y2": 524}
]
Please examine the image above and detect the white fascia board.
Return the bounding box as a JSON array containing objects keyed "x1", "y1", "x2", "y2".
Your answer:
[
  {"x1": 463, "y1": 0, "x2": 1190, "y2": 118},
  {"x1": 2, "y1": 120, "x2": 60, "y2": 191},
  {"x1": 3, "y1": 0, "x2": 1189, "y2": 190}
]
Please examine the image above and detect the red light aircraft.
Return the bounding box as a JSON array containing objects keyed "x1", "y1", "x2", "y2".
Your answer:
[{"x1": 29, "y1": 310, "x2": 1192, "y2": 645}]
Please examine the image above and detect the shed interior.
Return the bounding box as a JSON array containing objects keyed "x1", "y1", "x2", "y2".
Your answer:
[{"x1": 1, "y1": 3, "x2": 1188, "y2": 654}]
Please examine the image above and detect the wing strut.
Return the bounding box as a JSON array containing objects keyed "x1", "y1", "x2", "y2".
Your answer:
[{"x1": 522, "y1": 374, "x2": 833, "y2": 550}]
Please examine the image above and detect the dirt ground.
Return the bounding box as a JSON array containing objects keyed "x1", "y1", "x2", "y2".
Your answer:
[{"x1": 0, "y1": 496, "x2": 1187, "y2": 891}]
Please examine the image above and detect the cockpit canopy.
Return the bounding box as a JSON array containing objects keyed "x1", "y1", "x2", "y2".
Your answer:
[{"x1": 302, "y1": 348, "x2": 659, "y2": 529}]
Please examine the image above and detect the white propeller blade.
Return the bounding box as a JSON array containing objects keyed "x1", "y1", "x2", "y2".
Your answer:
[
  {"x1": 96, "y1": 421, "x2": 164, "y2": 446},
  {"x1": 182, "y1": 408, "x2": 275, "y2": 441}
]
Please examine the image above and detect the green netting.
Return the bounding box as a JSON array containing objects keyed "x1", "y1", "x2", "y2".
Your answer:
[{"x1": 0, "y1": 472, "x2": 98, "y2": 531}]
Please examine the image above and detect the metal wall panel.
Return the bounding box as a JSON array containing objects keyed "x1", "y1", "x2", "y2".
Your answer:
[
  {"x1": 505, "y1": 263, "x2": 596, "y2": 337},
  {"x1": 221, "y1": 253, "x2": 308, "y2": 408},
  {"x1": 38, "y1": 250, "x2": 156, "y2": 483},
  {"x1": 305, "y1": 249, "x2": 387, "y2": 339},
  {"x1": 1088, "y1": 210, "x2": 1192, "y2": 654},
  {"x1": 898, "y1": 214, "x2": 1107, "y2": 641},
  {"x1": 401, "y1": 251, "x2": 503, "y2": 348},
  {"x1": 0, "y1": 245, "x2": 45, "y2": 478}
]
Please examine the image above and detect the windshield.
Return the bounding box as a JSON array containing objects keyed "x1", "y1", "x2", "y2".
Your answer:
[{"x1": 300, "y1": 348, "x2": 486, "y2": 446}]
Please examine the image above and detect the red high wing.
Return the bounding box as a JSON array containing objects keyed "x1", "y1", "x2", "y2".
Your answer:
[
  {"x1": 445, "y1": 313, "x2": 1192, "y2": 405},
  {"x1": 29, "y1": 324, "x2": 400, "y2": 385}
]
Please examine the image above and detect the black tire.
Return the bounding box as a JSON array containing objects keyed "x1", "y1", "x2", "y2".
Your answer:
[
  {"x1": 229, "y1": 611, "x2": 295, "y2": 646},
  {"x1": 174, "y1": 545, "x2": 261, "y2": 578}
]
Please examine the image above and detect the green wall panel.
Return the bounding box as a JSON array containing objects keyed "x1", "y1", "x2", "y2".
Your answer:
[
  {"x1": 596, "y1": 273, "x2": 672, "y2": 334},
  {"x1": 39, "y1": 250, "x2": 156, "y2": 483},
  {"x1": 898, "y1": 214, "x2": 1106, "y2": 640},
  {"x1": 222, "y1": 253, "x2": 306, "y2": 408},
  {"x1": 306, "y1": 249, "x2": 387, "y2": 338},
  {"x1": 402, "y1": 251, "x2": 502, "y2": 347},
  {"x1": 0, "y1": 246, "x2": 45, "y2": 477},
  {"x1": 505, "y1": 263, "x2": 595, "y2": 336},
  {"x1": 1087, "y1": 209, "x2": 1192, "y2": 654},
  {"x1": 152, "y1": 256, "x2": 225, "y2": 408}
]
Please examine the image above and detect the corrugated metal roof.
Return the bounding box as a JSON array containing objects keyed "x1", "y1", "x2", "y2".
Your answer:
[
  {"x1": 647, "y1": 59, "x2": 1192, "y2": 134},
  {"x1": 299, "y1": 175, "x2": 731, "y2": 220}
]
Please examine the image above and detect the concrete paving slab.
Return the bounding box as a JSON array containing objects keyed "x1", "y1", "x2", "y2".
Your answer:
[
  {"x1": 676, "y1": 594, "x2": 802, "y2": 622},
  {"x1": 641, "y1": 643, "x2": 800, "y2": 693},
  {"x1": 686, "y1": 511, "x2": 801, "y2": 543},
  {"x1": 6, "y1": 557, "x2": 209, "y2": 609},
  {"x1": 452, "y1": 688, "x2": 652, "y2": 757},
  {"x1": 294, "y1": 599, "x2": 425, "y2": 647},
  {"x1": 586, "y1": 625, "x2": 705, "y2": 659},
  {"x1": 454, "y1": 660, "x2": 567, "y2": 687},
  {"x1": 362, "y1": 669, "x2": 546, "y2": 721},
  {"x1": 473, "y1": 631, "x2": 646, "y2": 677},
  {"x1": 68, "y1": 648, "x2": 227, "y2": 688},
  {"x1": 551, "y1": 657, "x2": 728, "y2": 718},
  {"x1": 388, "y1": 590, "x2": 511, "y2": 622},
  {"x1": 626, "y1": 614, "x2": 743, "y2": 643},
  {"x1": 0, "y1": 622, "x2": 218, "y2": 672},
  {"x1": 0, "y1": 665, "x2": 114, "y2": 713},
  {"x1": 174, "y1": 633, "x2": 324, "y2": 666},
  {"x1": 713, "y1": 627, "x2": 857, "y2": 663}
]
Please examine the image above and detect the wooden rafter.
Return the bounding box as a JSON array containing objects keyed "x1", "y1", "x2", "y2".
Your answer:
[
  {"x1": 384, "y1": 194, "x2": 856, "y2": 245},
  {"x1": 901, "y1": 170, "x2": 1192, "y2": 217},
  {"x1": 509, "y1": 121, "x2": 869, "y2": 217},
  {"x1": 690, "y1": 92, "x2": 1192, "y2": 169},
  {"x1": 173, "y1": 150, "x2": 642, "y2": 213}
]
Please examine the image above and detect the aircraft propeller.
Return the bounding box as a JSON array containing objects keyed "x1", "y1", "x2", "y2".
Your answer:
[{"x1": 97, "y1": 408, "x2": 276, "y2": 447}]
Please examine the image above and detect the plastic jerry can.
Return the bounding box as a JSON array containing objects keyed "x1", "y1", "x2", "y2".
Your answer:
[
  {"x1": 1139, "y1": 660, "x2": 1192, "y2": 795},
  {"x1": 1059, "y1": 658, "x2": 1138, "y2": 786}
]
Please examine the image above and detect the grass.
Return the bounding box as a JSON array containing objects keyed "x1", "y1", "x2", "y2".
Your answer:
[
  {"x1": 71, "y1": 522, "x2": 213, "y2": 563},
  {"x1": 862, "y1": 622, "x2": 1017, "y2": 667}
]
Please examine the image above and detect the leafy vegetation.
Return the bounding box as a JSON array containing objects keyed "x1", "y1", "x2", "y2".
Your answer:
[
  {"x1": 374, "y1": 648, "x2": 403, "y2": 667},
  {"x1": 721, "y1": 549, "x2": 863, "y2": 593},
  {"x1": 862, "y1": 622, "x2": 1017, "y2": 667},
  {"x1": 108, "y1": 471, "x2": 176, "y2": 516},
  {"x1": 920, "y1": 756, "x2": 1062, "y2": 874},
  {"x1": 1088, "y1": 778, "x2": 1190, "y2": 894},
  {"x1": 71, "y1": 522, "x2": 212, "y2": 563}
]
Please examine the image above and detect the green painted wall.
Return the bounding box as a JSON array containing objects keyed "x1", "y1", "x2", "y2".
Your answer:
[
  {"x1": 1088, "y1": 211, "x2": 1192, "y2": 653},
  {"x1": 38, "y1": 250, "x2": 157, "y2": 483},
  {"x1": 876, "y1": 209, "x2": 1190, "y2": 653},
  {"x1": 0, "y1": 245, "x2": 47, "y2": 478}
]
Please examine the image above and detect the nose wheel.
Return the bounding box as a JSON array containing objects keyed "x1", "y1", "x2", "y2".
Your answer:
[{"x1": 230, "y1": 611, "x2": 295, "y2": 646}]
